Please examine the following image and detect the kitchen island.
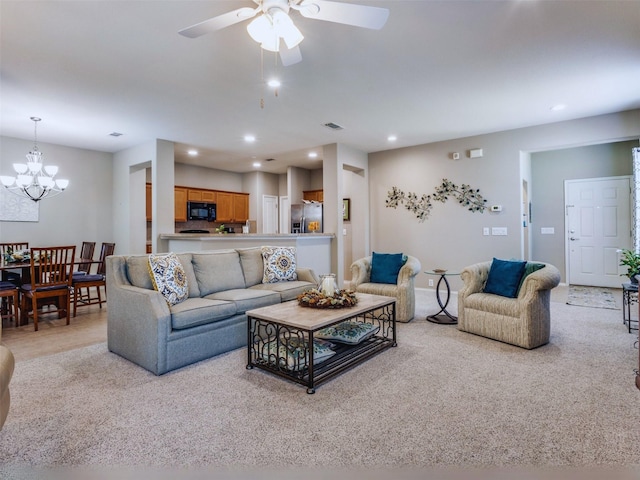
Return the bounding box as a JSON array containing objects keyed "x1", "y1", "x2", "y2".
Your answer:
[{"x1": 159, "y1": 233, "x2": 334, "y2": 278}]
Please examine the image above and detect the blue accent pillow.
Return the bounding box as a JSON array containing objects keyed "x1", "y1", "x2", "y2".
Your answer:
[
  {"x1": 483, "y1": 258, "x2": 527, "y2": 298},
  {"x1": 370, "y1": 252, "x2": 405, "y2": 284}
]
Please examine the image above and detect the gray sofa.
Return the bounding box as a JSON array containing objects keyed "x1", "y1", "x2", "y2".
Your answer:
[{"x1": 106, "y1": 247, "x2": 319, "y2": 375}]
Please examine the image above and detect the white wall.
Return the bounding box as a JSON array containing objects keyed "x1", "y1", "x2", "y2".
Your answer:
[
  {"x1": 368, "y1": 109, "x2": 640, "y2": 290},
  {"x1": 0, "y1": 136, "x2": 114, "y2": 253}
]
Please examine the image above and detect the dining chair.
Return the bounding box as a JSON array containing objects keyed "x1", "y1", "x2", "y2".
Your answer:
[
  {"x1": 0, "y1": 242, "x2": 29, "y2": 285},
  {"x1": 20, "y1": 246, "x2": 76, "y2": 331},
  {"x1": 0, "y1": 282, "x2": 20, "y2": 327},
  {"x1": 72, "y1": 242, "x2": 115, "y2": 317},
  {"x1": 74, "y1": 241, "x2": 96, "y2": 275}
]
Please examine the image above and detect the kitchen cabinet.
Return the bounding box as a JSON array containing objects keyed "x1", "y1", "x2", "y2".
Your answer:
[
  {"x1": 216, "y1": 192, "x2": 249, "y2": 223},
  {"x1": 146, "y1": 183, "x2": 152, "y2": 221},
  {"x1": 174, "y1": 187, "x2": 188, "y2": 222},
  {"x1": 187, "y1": 189, "x2": 217, "y2": 203},
  {"x1": 303, "y1": 190, "x2": 323, "y2": 202}
]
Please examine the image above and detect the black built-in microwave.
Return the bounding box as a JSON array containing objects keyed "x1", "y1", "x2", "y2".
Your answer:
[{"x1": 187, "y1": 202, "x2": 217, "y2": 222}]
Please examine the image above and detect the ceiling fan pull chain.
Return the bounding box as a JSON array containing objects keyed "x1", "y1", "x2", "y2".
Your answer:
[{"x1": 260, "y1": 47, "x2": 265, "y2": 109}]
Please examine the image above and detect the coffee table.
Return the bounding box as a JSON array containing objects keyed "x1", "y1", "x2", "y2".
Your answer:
[{"x1": 246, "y1": 293, "x2": 396, "y2": 393}]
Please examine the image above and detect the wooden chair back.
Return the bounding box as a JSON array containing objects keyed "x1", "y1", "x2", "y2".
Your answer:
[
  {"x1": 0, "y1": 242, "x2": 29, "y2": 256},
  {"x1": 96, "y1": 243, "x2": 115, "y2": 276},
  {"x1": 29, "y1": 246, "x2": 76, "y2": 290},
  {"x1": 77, "y1": 241, "x2": 96, "y2": 273}
]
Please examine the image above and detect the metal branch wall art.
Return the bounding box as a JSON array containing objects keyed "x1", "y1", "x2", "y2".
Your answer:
[{"x1": 385, "y1": 179, "x2": 488, "y2": 222}]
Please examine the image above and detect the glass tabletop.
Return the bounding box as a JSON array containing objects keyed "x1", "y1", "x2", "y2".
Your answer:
[{"x1": 424, "y1": 270, "x2": 460, "y2": 276}]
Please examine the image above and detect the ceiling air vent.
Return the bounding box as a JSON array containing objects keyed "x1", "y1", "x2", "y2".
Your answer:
[
  {"x1": 323, "y1": 122, "x2": 344, "y2": 131},
  {"x1": 109, "y1": 132, "x2": 123, "y2": 137},
  {"x1": 265, "y1": 158, "x2": 275, "y2": 162}
]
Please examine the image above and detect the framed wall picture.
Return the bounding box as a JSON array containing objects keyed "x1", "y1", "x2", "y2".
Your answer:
[{"x1": 343, "y1": 198, "x2": 351, "y2": 221}]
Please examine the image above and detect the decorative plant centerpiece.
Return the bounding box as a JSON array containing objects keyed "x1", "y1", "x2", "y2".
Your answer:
[
  {"x1": 215, "y1": 224, "x2": 227, "y2": 234},
  {"x1": 297, "y1": 288, "x2": 358, "y2": 309},
  {"x1": 3, "y1": 248, "x2": 31, "y2": 263},
  {"x1": 619, "y1": 248, "x2": 640, "y2": 284}
]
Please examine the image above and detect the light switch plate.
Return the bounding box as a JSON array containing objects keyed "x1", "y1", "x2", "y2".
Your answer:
[
  {"x1": 541, "y1": 227, "x2": 555, "y2": 234},
  {"x1": 492, "y1": 227, "x2": 508, "y2": 236}
]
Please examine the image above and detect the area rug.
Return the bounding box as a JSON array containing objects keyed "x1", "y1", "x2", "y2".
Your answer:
[{"x1": 566, "y1": 285, "x2": 621, "y2": 309}]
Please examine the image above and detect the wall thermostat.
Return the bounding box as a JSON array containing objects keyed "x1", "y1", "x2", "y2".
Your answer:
[{"x1": 490, "y1": 205, "x2": 502, "y2": 212}]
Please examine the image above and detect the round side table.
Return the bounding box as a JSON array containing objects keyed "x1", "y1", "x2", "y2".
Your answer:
[{"x1": 425, "y1": 270, "x2": 459, "y2": 324}]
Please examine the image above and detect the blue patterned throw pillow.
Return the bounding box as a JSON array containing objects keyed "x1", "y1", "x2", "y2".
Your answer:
[
  {"x1": 148, "y1": 252, "x2": 189, "y2": 306},
  {"x1": 316, "y1": 321, "x2": 380, "y2": 345},
  {"x1": 261, "y1": 246, "x2": 298, "y2": 283}
]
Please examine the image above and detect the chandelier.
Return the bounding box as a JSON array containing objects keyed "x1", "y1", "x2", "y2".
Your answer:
[{"x1": 0, "y1": 117, "x2": 69, "y2": 202}]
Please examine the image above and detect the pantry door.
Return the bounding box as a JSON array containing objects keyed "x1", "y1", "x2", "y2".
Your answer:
[{"x1": 566, "y1": 176, "x2": 632, "y2": 287}]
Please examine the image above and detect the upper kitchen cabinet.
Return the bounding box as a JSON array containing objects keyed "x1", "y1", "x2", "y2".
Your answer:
[
  {"x1": 175, "y1": 187, "x2": 188, "y2": 222},
  {"x1": 303, "y1": 190, "x2": 323, "y2": 202},
  {"x1": 188, "y1": 188, "x2": 217, "y2": 203},
  {"x1": 216, "y1": 192, "x2": 249, "y2": 223}
]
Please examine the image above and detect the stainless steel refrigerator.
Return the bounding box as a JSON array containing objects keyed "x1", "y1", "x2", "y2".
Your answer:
[{"x1": 291, "y1": 202, "x2": 323, "y2": 233}]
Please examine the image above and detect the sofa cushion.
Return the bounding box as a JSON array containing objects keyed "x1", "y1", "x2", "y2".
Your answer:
[
  {"x1": 237, "y1": 247, "x2": 264, "y2": 287},
  {"x1": 249, "y1": 280, "x2": 316, "y2": 302},
  {"x1": 175, "y1": 253, "x2": 200, "y2": 298},
  {"x1": 370, "y1": 252, "x2": 405, "y2": 284},
  {"x1": 192, "y1": 251, "x2": 245, "y2": 296},
  {"x1": 170, "y1": 297, "x2": 238, "y2": 330},
  {"x1": 261, "y1": 246, "x2": 298, "y2": 283},
  {"x1": 148, "y1": 253, "x2": 189, "y2": 306},
  {"x1": 483, "y1": 258, "x2": 527, "y2": 298},
  {"x1": 207, "y1": 289, "x2": 281, "y2": 313},
  {"x1": 126, "y1": 256, "x2": 154, "y2": 290}
]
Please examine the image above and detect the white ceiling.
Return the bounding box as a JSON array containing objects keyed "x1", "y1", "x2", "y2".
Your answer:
[{"x1": 1, "y1": 0, "x2": 639, "y2": 175}]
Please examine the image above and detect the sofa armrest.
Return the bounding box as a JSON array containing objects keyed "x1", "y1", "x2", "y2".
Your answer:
[
  {"x1": 459, "y1": 261, "x2": 492, "y2": 302},
  {"x1": 398, "y1": 256, "x2": 421, "y2": 287},
  {"x1": 518, "y1": 263, "x2": 561, "y2": 298},
  {"x1": 350, "y1": 256, "x2": 372, "y2": 289},
  {"x1": 106, "y1": 257, "x2": 173, "y2": 375}
]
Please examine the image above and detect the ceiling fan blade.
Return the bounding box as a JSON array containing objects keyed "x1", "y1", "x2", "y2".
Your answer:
[
  {"x1": 297, "y1": 0, "x2": 389, "y2": 30},
  {"x1": 279, "y1": 45, "x2": 302, "y2": 66},
  {"x1": 179, "y1": 7, "x2": 258, "y2": 38}
]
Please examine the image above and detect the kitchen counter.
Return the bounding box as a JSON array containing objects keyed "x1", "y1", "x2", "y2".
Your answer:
[{"x1": 159, "y1": 233, "x2": 335, "y2": 277}]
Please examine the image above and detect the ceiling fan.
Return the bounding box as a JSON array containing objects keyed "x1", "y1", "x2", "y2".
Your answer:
[{"x1": 178, "y1": 0, "x2": 389, "y2": 66}]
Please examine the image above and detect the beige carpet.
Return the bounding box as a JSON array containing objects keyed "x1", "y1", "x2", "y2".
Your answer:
[{"x1": 0, "y1": 290, "x2": 638, "y2": 479}]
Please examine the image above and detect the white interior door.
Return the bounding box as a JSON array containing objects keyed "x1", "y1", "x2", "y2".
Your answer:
[
  {"x1": 262, "y1": 195, "x2": 278, "y2": 234},
  {"x1": 279, "y1": 196, "x2": 290, "y2": 234},
  {"x1": 566, "y1": 176, "x2": 632, "y2": 287}
]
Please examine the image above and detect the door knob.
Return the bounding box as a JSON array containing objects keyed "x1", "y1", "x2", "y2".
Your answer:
[{"x1": 570, "y1": 237, "x2": 579, "y2": 241}]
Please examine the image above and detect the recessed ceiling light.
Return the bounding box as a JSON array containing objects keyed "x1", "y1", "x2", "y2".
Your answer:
[
  {"x1": 267, "y1": 79, "x2": 281, "y2": 88},
  {"x1": 550, "y1": 104, "x2": 567, "y2": 111},
  {"x1": 252, "y1": 162, "x2": 261, "y2": 168},
  {"x1": 387, "y1": 135, "x2": 397, "y2": 142},
  {"x1": 308, "y1": 152, "x2": 318, "y2": 159},
  {"x1": 244, "y1": 134, "x2": 256, "y2": 142},
  {"x1": 187, "y1": 149, "x2": 198, "y2": 156}
]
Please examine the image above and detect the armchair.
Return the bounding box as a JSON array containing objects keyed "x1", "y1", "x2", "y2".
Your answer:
[
  {"x1": 350, "y1": 254, "x2": 422, "y2": 322},
  {"x1": 458, "y1": 261, "x2": 560, "y2": 349},
  {"x1": 0, "y1": 327, "x2": 15, "y2": 430}
]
